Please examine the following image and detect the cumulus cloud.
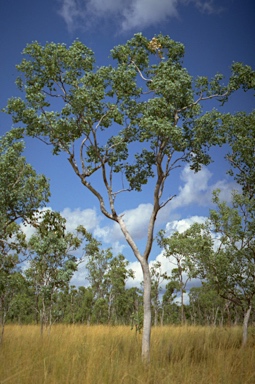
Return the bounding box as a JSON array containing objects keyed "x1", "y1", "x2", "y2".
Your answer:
[
  {"x1": 94, "y1": 203, "x2": 153, "y2": 243},
  {"x1": 163, "y1": 164, "x2": 238, "y2": 215},
  {"x1": 121, "y1": 0, "x2": 179, "y2": 31},
  {"x1": 164, "y1": 215, "x2": 207, "y2": 236},
  {"x1": 20, "y1": 206, "x2": 101, "y2": 240},
  {"x1": 60, "y1": 207, "x2": 101, "y2": 232},
  {"x1": 57, "y1": 0, "x2": 220, "y2": 32}
]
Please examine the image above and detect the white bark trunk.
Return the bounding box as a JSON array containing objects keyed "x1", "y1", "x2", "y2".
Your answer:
[
  {"x1": 242, "y1": 305, "x2": 252, "y2": 347},
  {"x1": 141, "y1": 260, "x2": 151, "y2": 363}
]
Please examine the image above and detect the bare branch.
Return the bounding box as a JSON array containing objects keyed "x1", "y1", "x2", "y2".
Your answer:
[
  {"x1": 176, "y1": 90, "x2": 229, "y2": 115},
  {"x1": 130, "y1": 60, "x2": 152, "y2": 82}
]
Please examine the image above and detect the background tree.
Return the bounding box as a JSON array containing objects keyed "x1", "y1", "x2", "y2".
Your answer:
[
  {"x1": 158, "y1": 223, "x2": 212, "y2": 324},
  {"x1": 84, "y1": 234, "x2": 134, "y2": 324},
  {"x1": 223, "y1": 110, "x2": 255, "y2": 199},
  {"x1": 189, "y1": 282, "x2": 226, "y2": 326},
  {"x1": 25, "y1": 210, "x2": 84, "y2": 334},
  {"x1": 0, "y1": 130, "x2": 50, "y2": 235},
  {"x1": 106, "y1": 254, "x2": 135, "y2": 324},
  {"x1": 0, "y1": 131, "x2": 50, "y2": 341},
  {"x1": 161, "y1": 280, "x2": 180, "y2": 325},
  {"x1": 193, "y1": 191, "x2": 255, "y2": 346},
  {"x1": 5, "y1": 34, "x2": 253, "y2": 361},
  {"x1": 150, "y1": 261, "x2": 169, "y2": 326}
]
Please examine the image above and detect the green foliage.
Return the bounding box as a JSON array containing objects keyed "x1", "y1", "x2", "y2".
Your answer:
[
  {"x1": 25, "y1": 210, "x2": 85, "y2": 330},
  {"x1": 0, "y1": 131, "x2": 50, "y2": 338},
  {"x1": 0, "y1": 130, "x2": 50, "y2": 232},
  {"x1": 83, "y1": 235, "x2": 135, "y2": 324},
  {"x1": 158, "y1": 223, "x2": 213, "y2": 323},
  {"x1": 187, "y1": 190, "x2": 255, "y2": 345},
  {"x1": 223, "y1": 110, "x2": 255, "y2": 198},
  {"x1": 5, "y1": 33, "x2": 250, "y2": 199},
  {"x1": 189, "y1": 283, "x2": 226, "y2": 326},
  {"x1": 206, "y1": 191, "x2": 255, "y2": 305}
]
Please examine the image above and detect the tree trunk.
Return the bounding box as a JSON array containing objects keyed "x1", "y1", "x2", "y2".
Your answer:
[
  {"x1": 213, "y1": 306, "x2": 219, "y2": 326},
  {"x1": 141, "y1": 260, "x2": 151, "y2": 363},
  {"x1": 0, "y1": 299, "x2": 6, "y2": 345},
  {"x1": 242, "y1": 305, "x2": 252, "y2": 347},
  {"x1": 161, "y1": 306, "x2": 164, "y2": 326},
  {"x1": 181, "y1": 287, "x2": 185, "y2": 325}
]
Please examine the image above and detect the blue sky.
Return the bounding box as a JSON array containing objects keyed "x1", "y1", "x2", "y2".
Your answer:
[{"x1": 0, "y1": 0, "x2": 254, "y2": 288}]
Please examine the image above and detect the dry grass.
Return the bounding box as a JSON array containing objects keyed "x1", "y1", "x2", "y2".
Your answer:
[{"x1": 0, "y1": 324, "x2": 254, "y2": 384}]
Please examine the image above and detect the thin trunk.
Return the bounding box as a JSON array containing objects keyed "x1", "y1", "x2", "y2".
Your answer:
[
  {"x1": 117, "y1": 215, "x2": 153, "y2": 362},
  {"x1": 213, "y1": 306, "x2": 219, "y2": 327},
  {"x1": 40, "y1": 309, "x2": 43, "y2": 336},
  {"x1": 141, "y1": 260, "x2": 151, "y2": 364},
  {"x1": 180, "y1": 287, "x2": 186, "y2": 325},
  {"x1": 0, "y1": 301, "x2": 5, "y2": 345},
  {"x1": 154, "y1": 305, "x2": 158, "y2": 326},
  {"x1": 160, "y1": 306, "x2": 164, "y2": 326},
  {"x1": 40, "y1": 298, "x2": 46, "y2": 336},
  {"x1": 242, "y1": 305, "x2": 252, "y2": 347}
]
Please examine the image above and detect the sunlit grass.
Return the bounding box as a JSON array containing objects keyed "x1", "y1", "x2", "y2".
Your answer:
[{"x1": 0, "y1": 324, "x2": 254, "y2": 383}]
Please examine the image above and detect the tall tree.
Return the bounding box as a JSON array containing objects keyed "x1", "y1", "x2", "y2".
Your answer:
[{"x1": 5, "y1": 34, "x2": 253, "y2": 361}]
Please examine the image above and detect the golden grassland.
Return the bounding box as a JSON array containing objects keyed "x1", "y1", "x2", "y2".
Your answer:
[{"x1": 0, "y1": 324, "x2": 255, "y2": 384}]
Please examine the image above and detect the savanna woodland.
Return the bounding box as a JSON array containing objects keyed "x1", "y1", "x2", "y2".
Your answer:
[{"x1": 1, "y1": 33, "x2": 255, "y2": 380}]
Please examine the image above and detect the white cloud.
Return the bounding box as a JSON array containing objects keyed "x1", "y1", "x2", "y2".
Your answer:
[
  {"x1": 165, "y1": 215, "x2": 207, "y2": 236},
  {"x1": 170, "y1": 165, "x2": 213, "y2": 210},
  {"x1": 94, "y1": 203, "x2": 153, "y2": 243},
  {"x1": 126, "y1": 260, "x2": 143, "y2": 288},
  {"x1": 57, "y1": 0, "x2": 220, "y2": 32},
  {"x1": 20, "y1": 206, "x2": 100, "y2": 240},
  {"x1": 60, "y1": 207, "x2": 101, "y2": 232},
  {"x1": 121, "y1": 0, "x2": 179, "y2": 31},
  {"x1": 57, "y1": 0, "x2": 82, "y2": 32},
  {"x1": 161, "y1": 165, "x2": 238, "y2": 217}
]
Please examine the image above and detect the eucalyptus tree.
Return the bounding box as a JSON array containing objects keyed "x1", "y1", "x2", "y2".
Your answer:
[
  {"x1": 209, "y1": 191, "x2": 255, "y2": 346},
  {"x1": 161, "y1": 282, "x2": 180, "y2": 325},
  {"x1": 189, "y1": 283, "x2": 225, "y2": 326},
  {"x1": 158, "y1": 223, "x2": 213, "y2": 324},
  {"x1": 25, "y1": 210, "x2": 84, "y2": 333},
  {"x1": 0, "y1": 130, "x2": 49, "y2": 270},
  {"x1": 106, "y1": 254, "x2": 134, "y2": 324},
  {"x1": 0, "y1": 130, "x2": 50, "y2": 340},
  {"x1": 5, "y1": 34, "x2": 253, "y2": 361},
  {"x1": 150, "y1": 261, "x2": 169, "y2": 326},
  {"x1": 0, "y1": 130, "x2": 50, "y2": 235},
  {"x1": 83, "y1": 234, "x2": 134, "y2": 323},
  {"x1": 191, "y1": 191, "x2": 255, "y2": 346},
  {"x1": 224, "y1": 110, "x2": 255, "y2": 198}
]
